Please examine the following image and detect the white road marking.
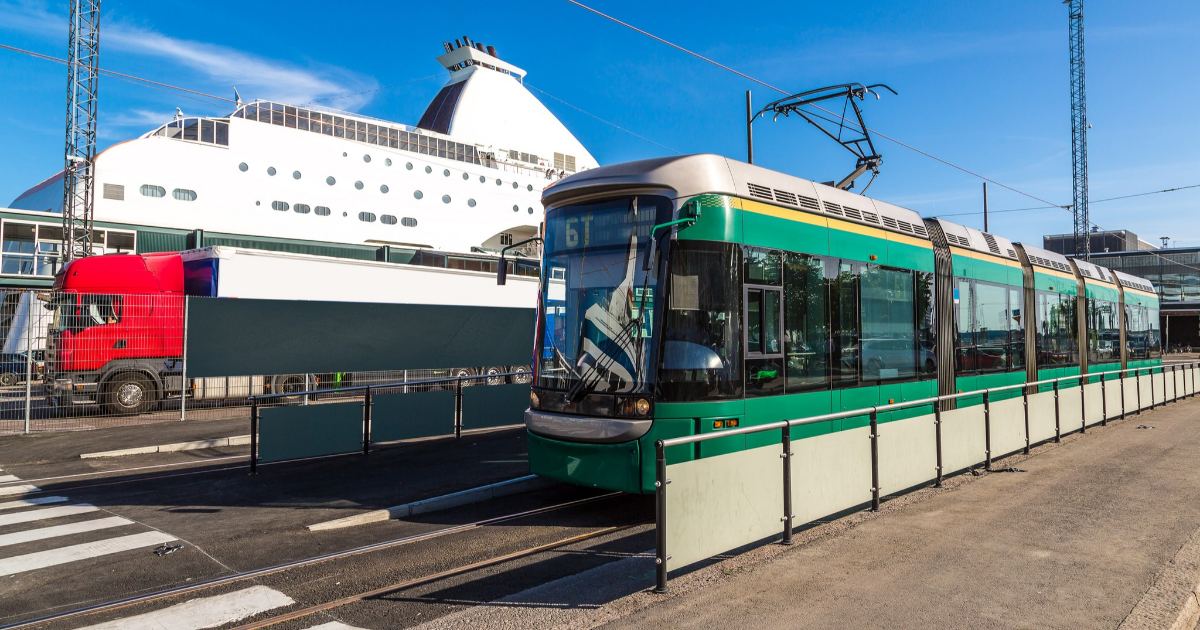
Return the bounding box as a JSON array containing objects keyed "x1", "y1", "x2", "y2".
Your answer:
[
  {"x1": 0, "y1": 496, "x2": 69, "y2": 511},
  {"x1": 305, "y1": 622, "x2": 369, "y2": 630},
  {"x1": 76, "y1": 585, "x2": 295, "y2": 630},
  {"x1": 0, "y1": 516, "x2": 133, "y2": 548},
  {"x1": 0, "y1": 503, "x2": 97, "y2": 527},
  {"x1": 0, "y1": 530, "x2": 176, "y2": 576},
  {"x1": 0, "y1": 474, "x2": 19, "y2": 483},
  {"x1": 0, "y1": 484, "x2": 40, "y2": 497}
]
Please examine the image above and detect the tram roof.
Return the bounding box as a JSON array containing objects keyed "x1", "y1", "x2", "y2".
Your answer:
[
  {"x1": 1071, "y1": 258, "x2": 1117, "y2": 285},
  {"x1": 1112, "y1": 269, "x2": 1156, "y2": 294},
  {"x1": 543, "y1": 154, "x2": 932, "y2": 242},
  {"x1": 1015, "y1": 243, "x2": 1075, "y2": 275}
]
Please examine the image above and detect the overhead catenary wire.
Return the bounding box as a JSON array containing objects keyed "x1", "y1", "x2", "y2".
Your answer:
[
  {"x1": 559, "y1": 0, "x2": 1200, "y2": 272},
  {"x1": 938, "y1": 183, "x2": 1200, "y2": 218},
  {"x1": 526, "y1": 83, "x2": 681, "y2": 154}
]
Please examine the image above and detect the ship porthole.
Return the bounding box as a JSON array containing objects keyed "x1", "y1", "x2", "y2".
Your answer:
[
  {"x1": 255, "y1": 201, "x2": 261, "y2": 206},
  {"x1": 512, "y1": 205, "x2": 519, "y2": 212},
  {"x1": 326, "y1": 176, "x2": 336, "y2": 186},
  {"x1": 442, "y1": 195, "x2": 451, "y2": 204},
  {"x1": 443, "y1": 169, "x2": 450, "y2": 177},
  {"x1": 354, "y1": 181, "x2": 364, "y2": 190},
  {"x1": 496, "y1": 179, "x2": 502, "y2": 186},
  {"x1": 414, "y1": 190, "x2": 423, "y2": 200},
  {"x1": 527, "y1": 184, "x2": 534, "y2": 191},
  {"x1": 385, "y1": 158, "x2": 392, "y2": 166},
  {"x1": 512, "y1": 182, "x2": 519, "y2": 189},
  {"x1": 468, "y1": 199, "x2": 476, "y2": 207},
  {"x1": 462, "y1": 173, "x2": 469, "y2": 181},
  {"x1": 363, "y1": 154, "x2": 372, "y2": 163},
  {"x1": 479, "y1": 176, "x2": 486, "y2": 183},
  {"x1": 407, "y1": 162, "x2": 414, "y2": 170},
  {"x1": 267, "y1": 167, "x2": 277, "y2": 176},
  {"x1": 425, "y1": 166, "x2": 432, "y2": 174},
  {"x1": 528, "y1": 208, "x2": 534, "y2": 214},
  {"x1": 292, "y1": 171, "x2": 301, "y2": 180},
  {"x1": 238, "y1": 162, "x2": 248, "y2": 172},
  {"x1": 380, "y1": 185, "x2": 389, "y2": 194}
]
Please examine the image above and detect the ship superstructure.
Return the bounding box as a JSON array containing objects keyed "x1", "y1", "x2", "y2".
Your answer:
[{"x1": 11, "y1": 39, "x2": 598, "y2": 257}]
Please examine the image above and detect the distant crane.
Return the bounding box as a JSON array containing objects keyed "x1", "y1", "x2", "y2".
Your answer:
[
  {"x1": 1065, "y1": 0, "x2": 1090, "y2": 259},
  {"x1": 61, "y1": 0, "x2": 101, "y2": 263}
]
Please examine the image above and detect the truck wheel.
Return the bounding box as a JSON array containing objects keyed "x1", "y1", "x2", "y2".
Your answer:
[
  {"x1": 277, "y1": 375, "x2": 307, "y2": 405},
  {"x1": 0, "y1": 372, "x2": 16, "y2": 387},
  {"x1": 484, "y1": 366, "x2": 506, "y2": 386},
  {"x1": 452, "y1": 367, "x2": 479, "y2": 388},
  {"x1": 508, "y1": 366, "x2": 532, "y2": 385},
  {"x1": 104, "y1": 374, "x2": 153, "y2": 415}
]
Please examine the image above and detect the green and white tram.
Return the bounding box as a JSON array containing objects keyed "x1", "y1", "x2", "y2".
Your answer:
[{"x1": 523, "y1": 154, "x2": 1162, "y2": 494}]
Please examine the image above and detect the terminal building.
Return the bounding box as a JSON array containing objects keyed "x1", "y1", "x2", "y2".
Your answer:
[{"x1": 1044, "y1": 230, "x2": 1200, "y2": 350}]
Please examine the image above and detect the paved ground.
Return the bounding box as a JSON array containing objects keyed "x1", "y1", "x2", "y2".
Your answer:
[{"x1": 601, "y1": 396, "x2": 1200, "y2": 630}]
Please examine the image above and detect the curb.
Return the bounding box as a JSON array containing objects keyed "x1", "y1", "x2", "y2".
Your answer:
[
  {"x1": 307, "y1": 475, "x2": 556, "y2": 531},
  {"x1": 1119, "y1": 523, "x2": 1200, "y2": 630},
  {"x1": 80, "y1": 435, "x2": 251, "y2": 459}
]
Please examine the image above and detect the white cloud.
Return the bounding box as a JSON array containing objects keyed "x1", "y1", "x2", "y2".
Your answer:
[{"x1": 0, "y1": 0, "x2": 379, "y2": 110}]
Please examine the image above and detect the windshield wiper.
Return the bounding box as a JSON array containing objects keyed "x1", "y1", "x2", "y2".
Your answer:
[{"x1": 566, "y1": 316, "x2": 644, "y2": 402}]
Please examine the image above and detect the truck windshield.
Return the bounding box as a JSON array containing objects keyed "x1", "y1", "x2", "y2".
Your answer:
[
  {"x1": 537, "y1": 195, "x2": 673, "y2": 395},
  {"x1": 47, "y1": 293, "x2": 122, "y2": 333}
]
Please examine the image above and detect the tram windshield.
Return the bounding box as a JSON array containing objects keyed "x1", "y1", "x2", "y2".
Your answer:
[{"x1": 537, "y1": 195, "x2": 673, "y2": 395}]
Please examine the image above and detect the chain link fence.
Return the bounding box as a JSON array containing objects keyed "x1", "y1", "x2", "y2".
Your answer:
[{"x1": 0, "y1": 289, "x2": 530, "y2": 435}]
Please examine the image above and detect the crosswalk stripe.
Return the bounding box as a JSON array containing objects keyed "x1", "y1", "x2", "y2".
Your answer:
[
  {"x1": 305, "y1": 622, "x2": 369, "y2": 630},
  {"x1": 75, "y1": 585, "x2": 295, "y2": 630},
  {"x1": 0, "y1": 474, "x2": 19, "y2": 483},
  {"x1": 0, "y1": 516, "x2": 133, "y2": 548},
  {"x1": 0, "y1": 530, "x2": 176, "y2": 576},
  {"x1": 0, "y1": 504, "x2": 97, "y2": 527},
  {"x1": 0, "y1": 496, "x2": 69, "y2": 511},
  {"x1": 0, "y1": 484, "x2": 40, "y2": 497}
]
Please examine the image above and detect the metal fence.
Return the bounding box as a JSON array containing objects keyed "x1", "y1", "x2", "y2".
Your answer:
[
  {"x1": 651, "y1": 363, "x2": 1199, "y2": 592},
  {"x1": 0, "y1": 290, "x2": 529, "y2": 435}
]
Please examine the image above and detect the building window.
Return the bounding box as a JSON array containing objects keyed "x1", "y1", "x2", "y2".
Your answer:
[
  {"x1": 172, "y1": 189, "x2": 197, "y2": 201},
  {"x1": 381, "y1": 215, "x2": 398, "y2": 225},
  {"x1": 442, "y1": 195, "x2": 452, "y2": 204},
  {"x1": 326, "y1": 176, "x2": 336, "y2": 186},
  {"x1": 238, "y1": 162, "x2": 248, "y2": 172},
  {"x1": 267, "y1": 167, "x2": 277, "y2": 176},
  {"x1": 401, "y1": 217, "x2": 418, "y2": 227},
  {"x1": 140, "y1": 185, "x2": 166, "y2": 198},
  {"x1": 294, "y1": 204, "x2": 311, "y2": 214},
  {"x1": 271, "y1": 201, "x2": 289, "y2": 211},
  {"x1": 467, "y1": 199, "x2": 476, "y2": 207},
  {"x1": 358, "y1": 212, "x2": 376, "y2": 223},
  {"x1": 414, "y1": 191, "x2": 423, "y2": 199},
  {"x1": 293, "y1": 171, "x2": 301, "y2": 180},
  {"x1": 315, "y1": 206, "x2": 331, "y2": 216},
  {"x1": 354, "y1": 181, "x2": 364, "y2": 190},
  {"x1": 380, "y1": 185, "x2": 389, "y2": 194}
]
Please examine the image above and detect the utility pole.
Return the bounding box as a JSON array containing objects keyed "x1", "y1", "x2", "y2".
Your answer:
[
  {"x1": 61, "y1": 0, "x2": 101, "y2": 263},
  {"x1": 1066, "y1": 0, "x2": 1090, "y2": 260},
  {"x1": 745, "y1": 90, "x2": 754, "y2": 164},
  {"x1": 982, "y1": 182, "x2": 989, "y2": 233}
]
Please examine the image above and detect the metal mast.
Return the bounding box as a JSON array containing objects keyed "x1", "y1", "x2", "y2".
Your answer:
[
  {"x1": 61, "y1": 0, "x2": 101, "y2": 263},
  {"x1": 1066, "y1": 0, "x2": 1089, "y2": 259}
]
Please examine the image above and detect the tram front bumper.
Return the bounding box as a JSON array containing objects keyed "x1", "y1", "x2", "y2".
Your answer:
[{"x1": 524, "y1": 409, "x2": 652, "y2": 444}]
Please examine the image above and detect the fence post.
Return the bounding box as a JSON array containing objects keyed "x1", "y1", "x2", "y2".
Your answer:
[
  {"x1": 1100, "y1": 375, "x2": 1108, "y2": 426},
  {"x1": 1053, "y1": 380, "x2": 1061, "y2": 443},
  {"x1": 869, "y1": 409, "x2": 880, "y2": 512},
  {"x1": 781, "y1": 423, "x2": 794, "y2": 546},
  {"x1": 362, "y1": 387, "x2": 373, "y2": 456},
  {"x1": 1120, "y1": 372, "x2": 1126, "y2": 419},
  {"x1": 1137, "y1": 370, "x2": 1143, "y2": 413},
  {"x1": 23, "y1": 295, "x2": 32, "y2": 435},
  {"x1": 180, "y1": 297, "x2": 188, "y2": 422},
  {"x1": 249, "y1": 400, "x2": 259, "y2": 474},
  {"x1": 454, "y1": 377, "x2": 463, "y2": 438},
  {"x1": 1022, "y1": 385, "x2": 1031, "y2": 454},
  {"x1": 1150, "y1": 368, "x2": 1157, "y2": 409},
  {"x1": 934, "y1": 402, "x2": 944, "y2": 487},
  {"x1": 1080, "y1": 376, "x2": 1087, "y2": 434},
  {"x1": 983, "y1": 390, "x2": 992, "y2": 471},
  {"x1": 654, "y1": 440, "x2": 669, "y2": 594}
]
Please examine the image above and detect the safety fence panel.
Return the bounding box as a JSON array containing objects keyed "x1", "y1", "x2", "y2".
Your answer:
[
  {"x1": 1027, "y1": 390, "x2": 1059, "y2": 445},
  {"x1": 372, "y1": 390, "x2": 455, "y2": 443},
  {"x1": 941, "y1": 407, "x2": 986, "y2": 474},
  {"x1": 1104, "y1": 379, "x2": 1123, "y2": 418},
  {"x1": 1124, "y1": 377, "x2": 1141, "y2": 412},
  {"x1": 258, "y1": 401, "x2": 363, "y2": 463},
  {"x1": 462, "y1": 383, "x2": 529, "y2": 430},
  {"x1": 792, "y1": 426, "x2": 873, "y2": 524},
  {"x1": 1154, "y1": 372, "x2": 1167, "y2": 403},
  {"x1": 1138, "y1": 376, "x2": 1153, "y2": 411},
  {"x1": 1084, "y1": 383, "x2": 1105, "y2": 426},
  {"x1": 665, "y1": 444, "x2": 784, "y2": 571},
  {"x1": 991, "y1": 397, "x2": 1026, "y2": 458},
  {"x1": 878, "y1": 414, "x2": 936, "y2": 494},
  {"x1": 1059, "y1": 387, "x2": 1084, "y2": 434}
]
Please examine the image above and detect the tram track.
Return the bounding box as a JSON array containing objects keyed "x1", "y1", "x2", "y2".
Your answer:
[{"x1": 0, "y1": 492, "x2": 625, "y2": 630}]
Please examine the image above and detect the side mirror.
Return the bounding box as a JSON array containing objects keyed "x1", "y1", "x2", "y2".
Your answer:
[
  {"x1": 642, "y1": 235, "x2": 658, "y2": 272},
  {"x1": 497, "y1": 256, "x2": 508, "y2": 285}
]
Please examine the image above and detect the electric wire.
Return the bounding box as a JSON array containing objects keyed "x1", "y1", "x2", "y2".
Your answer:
[
  {"x1": 938, "y1": 183, "x2": 1200, "y2": 218},
  {"x1": 527, "y1": 83, "x2": 681, "y2": 154}
]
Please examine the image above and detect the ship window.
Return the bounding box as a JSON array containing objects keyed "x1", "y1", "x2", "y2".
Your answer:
[
  {"x1": 315, "y1": 206, "x2": 331, "y2": 216},
  {"x1": 381, "y1": 215, "x2": 398, "y2": 225},
  {"x1": 238, "y1": 162, "x2": 248, "y2": 172},
  {"x1": 326, "y1": 176, "x2": 336, "y2": 186},
  {"x1": 425, "y1": 166, "x2": 432, "y2": 174},
  {"x1": 528, "y1": 208, "x2": 534, "y2": 214},
  {"x1": 406, "y1": 162, "x2": 413, "y2": 170},
  {"x1": 402, "y1": 217, "x2": 417, "y2": 227},
  {"x1": 414, "y1": 191, "x2": 423, "y2": 199},
  {"x1": 292, "y1": 171, "x2": 301, "y2": 180},
  {"x1": 385, "y1": 158, "x2": 392, "y2": 166},
  {"x1": 462, "y1": 173, "x2": 469, "y2": 181},
  {"x1": 467, "y1": 199, "x2": 476, "y2": 207},
  {"x1": 140, "y1": 185, "x2": 166, "y2": 198},
  {"x1": 354, "y1": 181, "x2": 364, "y2": 190},
  {"x1": 172, "y1": 188, "x2": 197, "y2": 201},
  {"x1": 271, "y1": 201, "x2": 289, "y2": 211},
  {"x1": 443, "y1": 169, "x2": 450, "y2": 177},
  {"x1": 267, "y1": 167, "x2": 276, "y2": 176},
  {"x1": 479, "y1": 176, "x2": 486, "y2": 183},
  {"x1": 512, "y1": 205, "x2": 519, "y2": 212},
  {"x1": 294, "y1": 204, "x2": 311, "y2": 214},
  {"x1": 496, "y1": 179, "x2": 502, "y2": 186},
  {"x1": 364, "y1": 154, "x2": 371, "y2": 163},
  {"x1": 380, "y1": 185, "x2": 389, "y2": 194},
  {"x1": 527, "y1": 184, "x2": 533, "y2": 191},
  {"x1": 358, "y1": 212, "x2": 376, "y2": 223},
  {"x1": 442, "y1": 195, "x2": 451, "y2": 204},
  {"x1": 512, "y1": 182, "x2": 519, "y2": 189}
]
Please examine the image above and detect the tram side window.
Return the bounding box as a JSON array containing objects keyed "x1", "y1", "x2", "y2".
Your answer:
[
  {"x1": 860, "y1": 266, "x2": 917, "y2": 380},
  {"x1": 954, "y1": 278, "x2": 975, "y2": 372},
  {"x1": 744, "y1": 247, "x2": 784, "y2": 397},
  {"x1": 1036, "y1": 291, "x2": 1078, "y2": 367},
  {"x1": 784, "y1": 253, "x2": 828, "y2": 390},
  {"x1": 1147, "y1": 307, "x2": 1162, "y2": 358},
  {"x1": 658, "y1": 241, "x2": 743, "y2": 401},
  {"x1": 829, "y1": 261, "x2": 860, "y2": 386},
  {"x1": 1086, "y1": 298, "x2": 1121, "y2": 364},
  {"x1": 1009, "y1": 287, "x2": 1026, "y2": 370},
  {"x1": 973, "y1": 282, "x2": 1011, "y2": 373},
  {"x1": 916, "y1": 272, "x2": 937, "y2": 374}
]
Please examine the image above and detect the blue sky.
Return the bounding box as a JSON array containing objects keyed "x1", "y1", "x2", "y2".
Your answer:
[{"x1": 1, "y1": 0, "x2": 1197, "y2": 248}]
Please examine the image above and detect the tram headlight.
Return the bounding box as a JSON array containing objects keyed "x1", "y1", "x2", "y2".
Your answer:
[
  {"x1": 530, "y1": 391, "x2": 540, "y2": 408},
  {"x1": 634, "y1": 398, "x2": 651, "y2": 416}
]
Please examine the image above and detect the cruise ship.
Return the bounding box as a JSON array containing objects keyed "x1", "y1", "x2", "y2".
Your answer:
[{"x1": 8, "y1": 38, "x2": 598, "y2": 262}]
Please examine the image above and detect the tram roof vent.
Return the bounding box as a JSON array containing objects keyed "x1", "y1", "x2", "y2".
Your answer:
[
  {"x1": 797, "y1": 195, "x2": 820, "y2": 211},
  {"x1": 982, "y1": 233, "x2": 1001, "y2": 255},
  {"x1": 747, "y1": 183, "x2": 773, "y2": 200},
  {"x1": 823, "y1": 201, "x2": 843, "y2": 216}
]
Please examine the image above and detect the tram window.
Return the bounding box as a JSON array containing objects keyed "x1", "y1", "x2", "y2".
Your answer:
[
  {"x1": 658, "y1": 241, "x2": 743, "y2": 401},
  {"x1": 1147, "y1": 307, "x2": 1162, "y2": 358},
  {"x1": 954, "y1": 278, "x2": 976, "y2": 373},
  {"x1": 829, "y1": 261, "x2": 860, "y2": 386},
  {"x1": 973, "y1": 282, "x2": 1010, "y2": 372},
  {"x1": 861, "y1": 267, "x2": 917, "y2": 380},
  {"x1": 916, "y1": 272, "x2": 937, "y2": 374},
  {"x1": 745, "y1": 286, "x2": 784, "y2": 397},
  {"x1": 745, "y1": 248, "x2": 782, "y2": 285},
  {"x1": 1009, "y1": 287, "x2": 1026, "y2": 370},
  {"x1": 1037, "y1": 291, "x2": 1078, "y2": 367},
  {"x1": 784, "y1": 253, "x2": 828, "y2": 390}
]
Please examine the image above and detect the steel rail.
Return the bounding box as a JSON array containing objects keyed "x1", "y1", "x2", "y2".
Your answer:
[{"x1": 0, "y1": 492, "x2": 621, "y2": 630}]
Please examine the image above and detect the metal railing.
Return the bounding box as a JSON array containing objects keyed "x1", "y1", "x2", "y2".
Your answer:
[
  {"x1": 247, "y1": 370, "x2": 532, "y2": 473},
  {"x1": 652, "y1": 363, "x2": 1197, "y2": 592}
]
